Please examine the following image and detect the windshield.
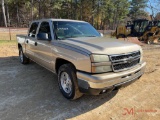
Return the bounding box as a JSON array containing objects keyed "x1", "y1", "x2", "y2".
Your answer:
[
  {"x1": 134, "y1": 20, "x2": 149, "y2": 33},
  {"x1": 53, "y1": 21, "x2": 100, "y2": 39}
]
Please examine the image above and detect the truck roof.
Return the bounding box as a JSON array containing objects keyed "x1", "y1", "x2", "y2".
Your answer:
[{"x1": 32, "y1": 18, "x2": 87, "y2": 23}]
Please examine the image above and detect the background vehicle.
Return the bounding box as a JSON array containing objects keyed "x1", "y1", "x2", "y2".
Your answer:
[
  {"x1": 112, "y1": 19, "x2": 160, "y2": 44},
  {"x1": 139, "y1": 20, "x2": 160, "y2": 44},
  {"x1": 17, "y1": 19, "x2": 146, "y2": 100}
]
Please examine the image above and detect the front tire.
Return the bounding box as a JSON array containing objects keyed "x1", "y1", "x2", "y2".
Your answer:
[
  {"x1": 19, "y1": 47, "x2": 29, "y2": 64},
  {"x1": 58, "y1": 63, "x2": 83, "y2": 100}
]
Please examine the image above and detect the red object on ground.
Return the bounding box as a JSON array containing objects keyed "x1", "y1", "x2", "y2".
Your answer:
[{"x1": 118, "y1": 37, "x2": 145, "y2": 46}]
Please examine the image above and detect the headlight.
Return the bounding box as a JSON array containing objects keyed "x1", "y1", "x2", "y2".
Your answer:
[
  {"x1": 91, "y1": 54, "x2": 110, "y2": 62},
  {"x1": 90, "y1": 54, "x2": 112, "y2": 73}
]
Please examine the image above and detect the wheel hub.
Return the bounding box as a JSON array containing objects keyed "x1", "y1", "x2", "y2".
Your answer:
[
  {"x1": 60, "y1": 72, "x2": 72, "y2": 94},
  {"x1": 20, "y1": 51, "x2": 23, "y2": 62}
]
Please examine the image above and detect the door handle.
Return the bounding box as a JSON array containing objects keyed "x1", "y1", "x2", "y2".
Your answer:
[{"x1": 35, "y1": 42, "x2": 38, "y2": 46}]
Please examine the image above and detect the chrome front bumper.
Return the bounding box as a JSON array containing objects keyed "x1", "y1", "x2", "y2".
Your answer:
[{"x1": 77, "y1": 62, "x2": 146, "y2": 90}]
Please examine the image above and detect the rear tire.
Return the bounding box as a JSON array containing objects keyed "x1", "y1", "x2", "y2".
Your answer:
[
  {"x1": 19, "y1": 47, "x2": 30, "y2": 64},
  {"x1": 58, "y1": 63, "x2": 83, "y2": 100}
]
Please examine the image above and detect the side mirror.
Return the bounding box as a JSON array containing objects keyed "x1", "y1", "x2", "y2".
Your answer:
[
  {"x1": 37, "y1": 33, "x2": 50, "y2": 40},
  {"x1": 99, "y1": 32, "x2": 104, "y2": 37}
]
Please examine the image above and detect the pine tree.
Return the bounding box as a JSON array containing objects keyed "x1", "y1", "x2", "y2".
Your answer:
[{"x1": 129, "y1": 0, "x2": 148, "y2": 20}]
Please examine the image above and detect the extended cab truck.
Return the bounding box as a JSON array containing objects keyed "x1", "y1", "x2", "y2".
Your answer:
[{"x1": 17, "y1": 19, "x2": 146, "y2": 100}]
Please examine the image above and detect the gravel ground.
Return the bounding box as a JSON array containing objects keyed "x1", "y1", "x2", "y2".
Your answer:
[{"x1": 0, "y1": 44, "x2": 160, "y2": 120}]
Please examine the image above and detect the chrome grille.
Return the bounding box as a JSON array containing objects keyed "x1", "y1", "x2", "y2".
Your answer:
[{"x1": 110, "y1": 51, "x2": 140, "y2": 72}]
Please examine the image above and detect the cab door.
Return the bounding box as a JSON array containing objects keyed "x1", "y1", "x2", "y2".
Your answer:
[
  {"x1": 25, "y1": 22, "x2": 39, "y2": 60},
  {"x1": 33, "y1": 21, "x2": 54, "y2": 71}
]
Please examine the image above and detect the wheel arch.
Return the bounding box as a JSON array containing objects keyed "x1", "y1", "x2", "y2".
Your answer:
[
  {"x1": 18, "y1": 43, "x2": 22, "y2": 50},
  {"x1": 55, "y1": 58, "x2": 76, "y2": 74}
]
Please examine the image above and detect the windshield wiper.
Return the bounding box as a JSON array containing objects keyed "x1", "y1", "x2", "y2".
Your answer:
[
  {"x1": 65, "y1": 36, "x2": 79, "y2": 39},
  {"x1": 85, "y1": 35, "x2": 97, "y2": 37},
  {"x1": 56, "y1": 36, "x2": 79, "y2": 40},
  {"x1": 57, "y1": 35, "x2": 97, "y2": 40}
]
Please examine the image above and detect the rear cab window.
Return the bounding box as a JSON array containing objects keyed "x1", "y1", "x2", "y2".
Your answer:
[{"x1": 28, "y1": 22, "x2": 39, "y2": 38}]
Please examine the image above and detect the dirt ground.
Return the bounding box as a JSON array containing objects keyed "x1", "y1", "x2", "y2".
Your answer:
[{"x1": 0, "y1": 42, "x2": 160, "y2": 120}]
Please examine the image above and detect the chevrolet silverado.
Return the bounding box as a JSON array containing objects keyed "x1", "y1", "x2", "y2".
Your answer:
[{"x1": 17, "y1": 19, "x2": 146, "y2": 100}]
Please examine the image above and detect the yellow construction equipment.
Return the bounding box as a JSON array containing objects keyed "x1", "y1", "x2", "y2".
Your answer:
[
  {"x1": 112, "y1": 19, "x2": 160, "y2": 44},
  {"x1": 139, "y1": 20, "x2": 160, "y2": 44}
]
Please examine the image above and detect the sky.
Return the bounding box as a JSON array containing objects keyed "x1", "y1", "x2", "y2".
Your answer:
[{"x1": 146, "y1": 0, "x2": 160, "y2": 16}]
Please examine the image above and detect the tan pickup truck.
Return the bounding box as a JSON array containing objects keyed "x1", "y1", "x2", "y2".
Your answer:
[{"x1": 17, "y1": 19, "x2": 146, "y2": 100}]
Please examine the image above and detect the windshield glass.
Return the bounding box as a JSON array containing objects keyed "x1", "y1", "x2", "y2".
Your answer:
[{"x1": 53, "y1": 21, "x2": 100, "y2": 39}]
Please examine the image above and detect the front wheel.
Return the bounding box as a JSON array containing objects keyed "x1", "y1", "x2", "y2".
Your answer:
[{"x1": 58, "y1": 63, "x2": 83, "y2": 100}]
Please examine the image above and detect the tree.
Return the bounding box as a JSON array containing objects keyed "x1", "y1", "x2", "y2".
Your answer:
[
  {"x1": 0, "y1": 0, "x2": 152, "y2": 29},
  {"x1": 155, "y1": 12, "x2": 160, "y2": 20},
  {"x1": 112, "y1": 0, "x2": 130, "y2": 29},
  {"x1": 1, "y1": 0, "x2": 7, "y2": 27},
  {"x1": 147, "y1": 0, "x2": 160, "y2": 20},
  {"x1": 97, "y1": 0, "x2": 130, "y2": 30},
  {"x1": 129, "y1": 0, "x2": 148, "y2": 20}
]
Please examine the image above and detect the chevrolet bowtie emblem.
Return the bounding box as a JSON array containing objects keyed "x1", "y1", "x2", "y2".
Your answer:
[{"x1": 127, "y1": 57, "x2": 134, "y2": 63}]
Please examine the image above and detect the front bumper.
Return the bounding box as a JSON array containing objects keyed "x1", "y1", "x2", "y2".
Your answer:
[{"x1": 77, "y1": 62, "x2": 146, "y2": 95}]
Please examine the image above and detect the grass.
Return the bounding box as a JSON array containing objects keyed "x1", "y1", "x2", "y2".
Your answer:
[
  {"x1": 0, "y1": 33, "x2": 18, "y2": 40},
  {"x1": 0, "y1": 31, "x2": 26, "y2": 40},
  {"x1": 0, "y1": 40, "x2": 17, "y2": 46}
]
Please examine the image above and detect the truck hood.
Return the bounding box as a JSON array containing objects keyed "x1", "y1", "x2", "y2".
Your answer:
[{"x1": 59, "y1": 37, "x2": 141, "y2": 55}]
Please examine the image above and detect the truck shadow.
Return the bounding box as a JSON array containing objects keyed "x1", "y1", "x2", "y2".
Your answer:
[{"x1": 0, "y1": 56, "x2": 119, "y2": 120}]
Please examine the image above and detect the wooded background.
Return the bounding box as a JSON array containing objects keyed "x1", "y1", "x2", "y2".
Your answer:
[{"x1": 0, "y1": 0, "x2": 160, "y2": 30}]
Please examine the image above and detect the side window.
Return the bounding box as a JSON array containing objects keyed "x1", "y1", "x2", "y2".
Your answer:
[
  {"x1": 38, "y1": 22, "x2": 51, "y2": 40},
  {"x1": 28, "y1": 22, "x2": 39, "y2": 37}
]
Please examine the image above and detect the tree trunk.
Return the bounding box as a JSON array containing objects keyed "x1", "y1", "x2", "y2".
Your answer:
[
  {"x1": 2, "y1": 0, "x2": 7, "y2": 27},
  {"x1": 31, "y1": 0, "x2": 33, "y2": 21},
  {"x1": 6, "y1": 3, "x2": 10, "y2": 27},
  {"x1": 43, "y1": 5, "x2": 45, "y2": 18},
  {"x1": 80, "y1": 0, "x2": 82, "y2": 20},
  {"x1": 39, "y1": 1, "x2": 41, "y2": 19},
  {"x1": 74, "y1": 0, "x2": 77, "y2": 19},
  {"x1": 96, "y1": 0, "x2": 100, "y2": 29},
  {"x1": 17, "y1": 3, "x2": 20, "y2": 27},
  {"x1": 70, "y1": 0, "x2": 72, "y2": 19},
  {"x1": 113, "y1": 9, "x2": 117, "y2": 30},
  {"x1": 92, "y1": 0, "x2": 95, "y2": 26}
]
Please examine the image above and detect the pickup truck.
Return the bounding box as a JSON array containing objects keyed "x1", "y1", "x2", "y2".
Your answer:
[{"x1": 17, "y1": 19, "x2": 146, "y2": 100}]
